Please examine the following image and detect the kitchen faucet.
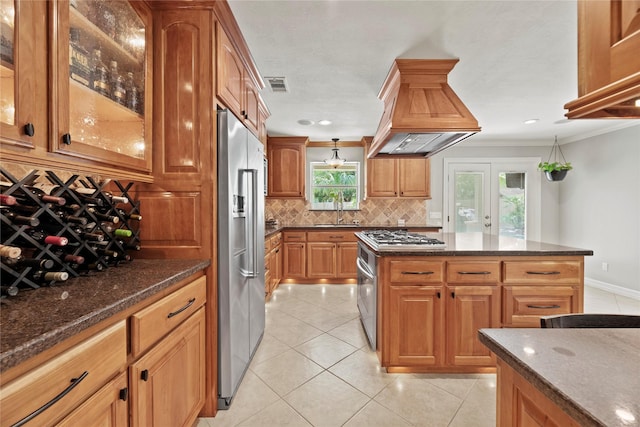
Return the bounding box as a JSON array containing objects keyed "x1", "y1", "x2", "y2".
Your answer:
[{"x1": 335, "y1": 190, "x2": 344, "y2": 224}]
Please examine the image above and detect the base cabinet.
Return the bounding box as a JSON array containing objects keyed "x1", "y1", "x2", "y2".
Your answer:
[
  {"x1": 57, "y1": 372, "x2": 129, "y2": 427},
  {"x1": 130, "y1": 307, "x2": 206, "y2": 427},
  {"x1": 497, "y1": 359, "x2": 581, "y2": 427}
]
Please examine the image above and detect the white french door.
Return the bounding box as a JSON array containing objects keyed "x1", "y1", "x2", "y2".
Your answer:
[{"x1": 444, "y1": 158, "x2": 541, "y2": 241}]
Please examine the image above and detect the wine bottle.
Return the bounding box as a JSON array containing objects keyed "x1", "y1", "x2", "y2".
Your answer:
[
  {"x1": 30, "y1": 183, "x2": 103, "y2": 207},
  {"x1": 31, "y1": 270, "x2": 69, "y2": 283},
  {"x1": 117, "y1": 240, "x2": 141, "y2": 251},
  {"x1": 0, "y1": 244, "x2": 21, "y2": 259},
  {"x1": 5, "y1": 228, "x2": 69, "y2": 247},
  {"x1": 109, "y1": 60, "x2": 126, "y2": 105},
  {"x1": 1, "y1": 209, "x2": 40, "y2": 227},
  {"x1": 124, "y1": 71, "x2": 141, "y2": 113},
  {"x1": 51, "y1": 250, "x2": 85, "y2": 265},
  {"x1": 113, "y1": 228, "x2": 132, "y2": 238},
  {"x1": 90, "y1": 47, "x2": 110, "y2": 97},
  {"x1": 0, "y1": 194, "x2": 17, "y2": 205},
  {"x1": 1, "y1": 182, "x2": 66, "y2": 205},
  {"x1": 117, "y1": 209, "x2": 142, "y2": 221},
  {"x1": 3, "y1": 256, "x2": 55, "y2": 270},
  {"x1": 87, "y1": 207, "x2": 119, "y2": 224},
  {"x1": 69, "y1": 27, "x2": 91, "y2": 88},
  {"x1": 76, "y1": 188, "x2": 129, "y2": 205}
]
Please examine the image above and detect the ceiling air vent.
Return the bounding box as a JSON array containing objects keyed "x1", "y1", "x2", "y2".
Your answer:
[{"x1": 265, "y1": 76, "x2": 288, "y2": 93}]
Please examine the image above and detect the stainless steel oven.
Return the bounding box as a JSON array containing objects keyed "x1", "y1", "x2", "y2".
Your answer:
[{"x1": 356, "y1": 242, "x2": 377, "y2": 350}]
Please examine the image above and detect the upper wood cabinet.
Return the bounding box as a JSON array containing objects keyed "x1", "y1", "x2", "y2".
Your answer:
[
  {"x1": 51, "y1": 0, "x2": 153, "y2": 173},
  {"x1": 267, "y1": 136, "x2": 308, "y2": 198},
  {"x1": 564, "y1": 0, "x2": 640, "y2": 118},
  {"x1": 216, "y1": 21, "x2": 266, "y2": 138},
  {"x1": 368, "y1": 157, "x2": 431, "y2": 198},
  {"x1": 0, "y1": 0, "x2": 48, "y2": 150}
]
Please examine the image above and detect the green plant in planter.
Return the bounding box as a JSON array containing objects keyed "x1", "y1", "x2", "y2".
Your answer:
[{"x1": 537, "y1": 161, "x2": 573, "y2": 172}]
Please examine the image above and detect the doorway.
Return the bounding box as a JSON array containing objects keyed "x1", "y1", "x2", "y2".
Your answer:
[{"x1": 443, "y1": 158, "x2": 541, "y2": 241}]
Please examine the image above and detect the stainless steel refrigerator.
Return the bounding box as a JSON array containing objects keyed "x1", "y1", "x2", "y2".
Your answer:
[{"x1": 217, "y1": 109, "x2": 265, "y2": 409}]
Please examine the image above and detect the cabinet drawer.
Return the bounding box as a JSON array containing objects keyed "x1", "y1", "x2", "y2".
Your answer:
[
  {"x1": 270, "y1": 233, "x2": 282, "y2": 247},
  {"x1": 447, "y1": 261, "x2": 501, "y2": 283},
  {"x1": 131, "y1": 276, "x2": 206, "y2": 357},
  {"x1": 0, "y1": 321, "x2": 127, "y2": 427},
  {"x1": 503, "y1": 286, "x2": 579, "y2": 327},
  {"x1": 503, "y1": 261, "x2": 581, "y2": 284},
  {"x1": 265, "y1": 238, "x2": 272, "y2": 252},
  {"x1": 284, "y1": 231, "x2": 306, "y2": 242},
  {"x1": 389, "y1": 260, "x2": 444, "y2": 283},
  {"x1": 307, "y1": 231, "x2": 357, "y2": 242}
]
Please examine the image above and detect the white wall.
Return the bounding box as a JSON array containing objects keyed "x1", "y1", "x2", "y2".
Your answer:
[{"x1": 561, "y1": 125, "x2": 640, "y2": 295}]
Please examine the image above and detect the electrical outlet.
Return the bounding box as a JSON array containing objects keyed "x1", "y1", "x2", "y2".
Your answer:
[
  {"x1": 429, "y1": 211, "x2": 442, "y2": 219},
  {"x1": 602, "y1": 262, "x2": 609, "y2": 272}
]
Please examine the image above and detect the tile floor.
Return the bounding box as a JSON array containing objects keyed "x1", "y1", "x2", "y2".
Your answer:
[{"x1": 197, "y1": 284, "x2": 640, "y2": 427}]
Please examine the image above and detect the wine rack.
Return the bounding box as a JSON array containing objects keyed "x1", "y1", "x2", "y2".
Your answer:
[{"x1": 0, "y1": 167, "x2": 141, "y2": 297}]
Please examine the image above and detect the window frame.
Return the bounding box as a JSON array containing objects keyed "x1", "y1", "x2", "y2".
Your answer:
[{"x1": 309, "y1": 161, "x2": 361, "y2": 211}]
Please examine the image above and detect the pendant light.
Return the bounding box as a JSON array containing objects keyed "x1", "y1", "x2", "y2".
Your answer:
[{"x1": 325, "y1": 138, "x2": 346, "y2": 168}]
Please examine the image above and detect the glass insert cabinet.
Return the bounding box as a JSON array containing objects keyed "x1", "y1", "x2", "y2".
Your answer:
[{"x1": 54, "y1": 0, "x2": 152, "y2": 172}]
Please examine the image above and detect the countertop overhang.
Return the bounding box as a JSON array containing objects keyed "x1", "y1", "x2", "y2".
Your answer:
[
  {"x1": 355, "y1": 232, "x2": 594, "y2": 256},
  {"x1": 0, "y1": 259, "x2": 210, "y2": 374},
  {"x1": 479, "y1": 328, "x2": 640, "y2": 427}
]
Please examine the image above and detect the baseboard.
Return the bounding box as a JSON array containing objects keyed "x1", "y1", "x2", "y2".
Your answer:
[{"x1": 585, "y1": 278, "x2": 640, "y2": 301}]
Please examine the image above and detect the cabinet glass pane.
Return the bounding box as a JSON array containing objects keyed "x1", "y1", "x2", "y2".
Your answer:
[
  {"x1": 0, "y1": 0, "x2": 15, "y2": 126},
  {"x1": 69, "y1": 0, "x2": 145, "y2": 158}
]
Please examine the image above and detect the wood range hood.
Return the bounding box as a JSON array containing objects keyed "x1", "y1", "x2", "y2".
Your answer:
[{"x1": 368, "y1": 59, "x2": 481, "y2": 159}]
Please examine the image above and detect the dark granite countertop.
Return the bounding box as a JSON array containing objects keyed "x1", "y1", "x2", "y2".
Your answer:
[
  {"x1": 0, "y1": 259, "x2": 210, "y2": 373},
  {"x1": 265, "y1": 223, "x2": 442, "y2": 237},
  {"x1": 479, "y1": 328, "x2": 640, "y2": 427},
  {"x1": 356, "y1": 232, "x2": 594, "y2": 256}
]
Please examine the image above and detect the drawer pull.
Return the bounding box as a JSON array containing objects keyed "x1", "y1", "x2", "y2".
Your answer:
[
  {"x1": 527, "y1": 304, "x2": 561, "y2": 309},
  {"x1": 119, "y1": 388, "x2": 129, "y2": 401},
  {"x1": 401, "y1": 271, "x2": 434, "y2": 275},
  {"x1": 167, "y1": 298, "x2": 196, "y2": 318},
  {"x1": 141, "y1": 369, "x2": 149, "y2": 381},
  {"x1": 329, "y1": 235, "x2": 344, "y2": 238},
  {"x1": 437, "y1": 291, "x2": 441, "y2": 299},
  {"x1": 526, "y1": 271, "x2": 561, "y2": 275},
  {"x1": 459, "y1": 271, "x2": 492, "y2": 275},
  {"x1": 11, "y1": 371, "x2": 89, "y2": 427}
]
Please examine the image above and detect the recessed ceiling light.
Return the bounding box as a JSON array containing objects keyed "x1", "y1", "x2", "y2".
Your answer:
[
  {"x1": 635, "y1": 98, "x2": 640, "y2": 107},
  {"x1": 297, "y1": 119, "x2": 315, "y2": 126},
  {"x1": 524, "y1": 119, "x2": 539, "y2": 125},
  {"x1": 318, "y1": 120, "x2": 332, "y2": 126}
]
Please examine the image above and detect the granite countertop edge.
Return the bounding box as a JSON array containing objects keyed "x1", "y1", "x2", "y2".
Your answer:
[
  {"x1": 478, "y1": 330, "x2": 602, "y2": 427},
  {"x1": 0, "y1": 259, "x2": 210, "y2": 374}
]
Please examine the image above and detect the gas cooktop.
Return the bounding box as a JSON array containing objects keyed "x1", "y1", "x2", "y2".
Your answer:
[{"x1": 357, "y1": 230, "x2": 446, "y2": 251}]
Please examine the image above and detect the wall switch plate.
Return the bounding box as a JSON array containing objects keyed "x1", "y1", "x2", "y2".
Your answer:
[
  {"x1": 602, "y1": 262, "x2": 609, "y2": 272},
  {"x1": 397, "y1": 219, "x2": 405, "y2": 226}
]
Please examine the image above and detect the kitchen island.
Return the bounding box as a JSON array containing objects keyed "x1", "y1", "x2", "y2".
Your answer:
[
  {"x1": 356, "y1": 231, "x2": 593, "y2": 373},
  {"x1": 479, "y1": 328, "x2": 640, "y2": 427}
]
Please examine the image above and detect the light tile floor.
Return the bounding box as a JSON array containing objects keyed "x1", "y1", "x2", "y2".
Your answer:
[{"x1": 197, "y1": 284, "x2": 640, "y2": 427}]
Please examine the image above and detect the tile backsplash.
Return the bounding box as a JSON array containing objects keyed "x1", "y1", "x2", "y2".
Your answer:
[{"x1": 266, "y1": 198, "x2": 427, "y2": 225}]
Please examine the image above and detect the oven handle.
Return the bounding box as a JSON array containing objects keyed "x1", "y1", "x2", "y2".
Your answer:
[{"x1": 357, "y1": 258, "x2": 375, "y2": 281}]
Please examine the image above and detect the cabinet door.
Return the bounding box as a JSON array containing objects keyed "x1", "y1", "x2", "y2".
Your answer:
[
  {"x1": 0, "y1": 0, "x2": 47, "y2": 149},
  {"x1": 268, "y1": 142, "x2": 305, "y2": 198},
  {"x1": 446, "y1": 285, "x2": 500, "y2": 366},
  {"x1": 216, "y1": 22, "x2": 243, "y2": 117},
  {"x1": 336, "y1": 242, "x2": 357, "y2": 278},
  {"x1": 307, "y1": 242, "x2": 336, "y2": 278},
  {"x1": 283, "y1": 242, "x2": 306, "y2": 277},
  {"x1": 243, "y1": 75, "x2": 260, "y2": 136},
  {"x1": 52, "y1": 0, "x2": 152, "y2": 173},
  {"x1": 57, "y1": 372, "x2": 128, "y2": 427},
  {"x1": 273, "y1": 244, "x2": 282, "y2": 289},
  {"x1": 367, "y1": 158, "x2": 398, "y2": 197},
  {"x1": 130, "y1": 307, "x2": 205, "y2": 427},
  {"x1": 399, "y1": 158, "x2": 430, "y2": 198},
  {"x1": 387, "y1": 285, "x2": 444, "y2": 366}
]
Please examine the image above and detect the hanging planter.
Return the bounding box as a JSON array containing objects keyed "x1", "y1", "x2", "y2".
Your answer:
[{"x1": 538, "y1": 136, "x2": 572, "y2": 182}]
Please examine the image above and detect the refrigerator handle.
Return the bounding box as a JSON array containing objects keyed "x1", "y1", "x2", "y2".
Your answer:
[{"x1": 242, "y1": 168, "x2": 259, "y2": 278}]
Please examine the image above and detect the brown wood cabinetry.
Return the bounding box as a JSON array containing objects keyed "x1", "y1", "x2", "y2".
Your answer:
[
  {"x1": 564, "y1": 0, "x2": 640, "y2": 118},
  {"x1": 0, "y1": 321, "x2": 127, "y2": 426},
  {"x1": 265, "y1": 232, "x2": 282, "y2": 298},
  {"x1": 307, "y1": 242, "x2": 337, "y2": 278},
  {"x1": 496, "y1": 359, "x2": 581, "y2": 427},
  {"x1": 283, "y1": 231, "x2": 307, "y2": 278},
  {"x1": 267, "y1": 137, "x2": 308, "y2": 198},
  {"x1": 337, "y1": 242, "x2": 358, "y2": 278},
  {"x1": 378, "y1": 255, "x2": 584, "y2": 372},
  {"x1": 367, "y1": 156, "x2": 431, "y2": 198},
  {"x1": 216, "y1": 21, "x2": 267, "y2": 138}
]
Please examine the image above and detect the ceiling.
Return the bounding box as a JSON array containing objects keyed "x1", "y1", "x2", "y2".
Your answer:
[{"x1": 228, "y1": 0, "x2": 635, "y2": 146}]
